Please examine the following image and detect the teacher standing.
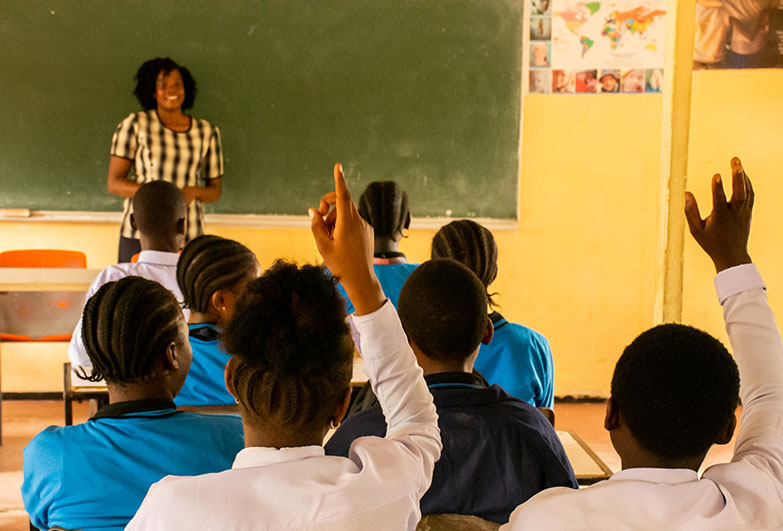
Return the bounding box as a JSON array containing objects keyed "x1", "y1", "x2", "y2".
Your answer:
[{"x1": 107, "y1": 58, "x2": 223, "y2": 263}]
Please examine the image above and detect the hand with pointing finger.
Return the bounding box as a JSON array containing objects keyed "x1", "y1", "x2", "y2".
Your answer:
[
  {"x1": 684, "y1": 157, "x2": 754, "y2": 273},
  {"x1": 309, "y1": 163, "x2": 385, "y2": 316}
]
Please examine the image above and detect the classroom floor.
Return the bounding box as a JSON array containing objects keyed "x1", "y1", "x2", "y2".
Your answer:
[{"x1": 0, "y1": 401, "x2": 740, "y2": 531}]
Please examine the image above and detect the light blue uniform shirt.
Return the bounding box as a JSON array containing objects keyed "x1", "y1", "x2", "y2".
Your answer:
[
  {"x1": 175, "y1": 324, "x2": 235, "y2": 406},
  {"x1": 22, "y1": 399, "x2": 243, "y2": 531},
  {"x1": 336, "y1": 257, "x2": 418, "y2": 314},
  {"x1": 474, "y1": 312, "x2": 554, "y2": 408}
]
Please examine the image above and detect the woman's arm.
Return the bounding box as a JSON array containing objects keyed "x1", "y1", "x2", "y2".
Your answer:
[
  {"x1": 106, "y1": 156, "x2": 140, "y2": 199},
  {"x1": 182, "y1": 177, "x2": 222, "y2": 204}
]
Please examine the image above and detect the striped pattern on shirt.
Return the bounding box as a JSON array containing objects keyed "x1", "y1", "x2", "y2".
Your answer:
[{"x1": 110, "y1": 110, "x2": 224, "y2": 240}]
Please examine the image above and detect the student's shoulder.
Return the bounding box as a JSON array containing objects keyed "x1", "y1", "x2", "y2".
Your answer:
[
  {"x1": 497, "y1": 320, "x2": 549, "y2": 345},
  {"x1": 90, "y1": 263, "x2": 137, "y2": 289},
  {"x1": 504, "y1": 484, "x2": 594, "y2": 529},
  {"x1": 324, "y1": 406, "x2": 386, "y2": 456},
  {"x1": 128, "y1": 474, "x2": 206, "y2": 528},
  {"x1": 24, "y1": 424, "x2": 89, "y2": 459},
  {"x1": 175, "y1": 411, "x2": 243, "y2": 429}
]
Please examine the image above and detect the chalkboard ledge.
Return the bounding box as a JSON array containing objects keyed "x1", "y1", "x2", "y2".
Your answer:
[{"x1": 0, "y1": 210, "x2": 519, "y2": 231}]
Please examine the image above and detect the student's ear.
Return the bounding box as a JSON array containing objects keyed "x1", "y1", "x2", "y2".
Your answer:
[
  {"x1": 481, "y1": 317, "x2": 494, "y2": 345},
  {"x1": 130, "y1": 213, "x2": 138, "y2": 232},
  {"x1": 163, "y1": 341, "x2": 180, "y2": 371},
  {"x1": 714, "y1": 414, "x2": 737, "y2": 445},
  {"x1": 224, "y1": 356, "x2": 239, "y2": 403},
  {"x1": 210, "y1": 290, "x2": 231, "y2": 322},
  {"x1": 604, "y1": 397, "x2": 621, "y2": 431},
  {"x1": 331, "y1": 388, "x2": 352, "y2": 427},
  {"x1": 403, "y1": 211, "x2": 411, "y2": 231}
]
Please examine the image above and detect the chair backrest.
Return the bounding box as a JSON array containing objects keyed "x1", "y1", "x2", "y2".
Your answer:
[
  {"x1": 0, "y1": 249, "x2": 87, "y2": 268},
  {"x1": 417, "y1": 514, "x2": 500, "y2": 531}
]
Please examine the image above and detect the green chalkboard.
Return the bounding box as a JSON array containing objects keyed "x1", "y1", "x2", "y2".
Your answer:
[{"x1": 0, "y1": 0, "x2": 522, "y2": 218}]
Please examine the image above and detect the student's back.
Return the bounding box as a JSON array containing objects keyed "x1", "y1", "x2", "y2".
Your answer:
[
  {"x1": 431, "y1": 220, "x2": 554, "y2": 407},
  {"x1": 68, "y1": 181, "x2": 189, "y2": 371},
  {"x1": 23, "y1": 277, "x2": 243, "y2": 531},
  {"x1": 328, "y1": 259, "x2": 575, "y2": 523},
  {"x1": 336, "y1": 180, "x2": 417, "y2": 313},
  {"x1": 174, "y1": 235, "x2": 260, "y2": 407},
  {"x1": 23, "y1": 408, "x2": 242, "y2": 531}
]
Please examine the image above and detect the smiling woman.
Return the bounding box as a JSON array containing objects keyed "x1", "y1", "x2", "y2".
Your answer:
[{"x1": 107, "y1": 58, "x2": 224, "y2": 263}]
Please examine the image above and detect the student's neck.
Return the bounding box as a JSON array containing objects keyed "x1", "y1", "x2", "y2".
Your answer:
[
  {"x1": 107, "y1": 380, "x2": 175, "y2": 405},
  {"x1": 242, "y1": 419, "x2": 325, "y2": 449},
  {"x1": 374, "y1": 237, "x2": 400, "y2": 255},
  {"x1": 621, "y1": 453, "x2": 706, "y2": 472},
  {"x1": 417, "y1": 357, "x2": 474, "y2": 376},
  {"x1": 189, "y1": 310, "x2": 218, "y2": 326},
  {"x1": 139, "y1": 235, "x2": 182, "y2": 253}
]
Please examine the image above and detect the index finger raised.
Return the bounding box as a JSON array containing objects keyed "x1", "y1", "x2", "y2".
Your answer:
[
  {"x1": 729, "y1": 157, "x2": 747, "y2": 205},
  {"x1": 333, "y1": 163, "x2": 352, "y2": 207}
]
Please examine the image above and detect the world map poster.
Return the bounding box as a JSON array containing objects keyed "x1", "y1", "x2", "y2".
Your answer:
[{"x1": 528, "y1": 0, "x2": 667, "y2": 94}]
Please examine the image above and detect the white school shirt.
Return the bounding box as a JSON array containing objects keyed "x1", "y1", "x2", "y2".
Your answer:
[
  {"x1": 502, "y1": 264, "x2": 783, "y2": 530},
  {"x1": 68, "y1": 250, "x2": 188, "y2": 371},
  {"x1": 127, "y1": 301, "x2": 441, "y2": 531}
]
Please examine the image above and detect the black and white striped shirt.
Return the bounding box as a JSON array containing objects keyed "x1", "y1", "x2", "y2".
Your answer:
[{"x1": 110, "y1": 110, "x2": 224, "y2": 240}]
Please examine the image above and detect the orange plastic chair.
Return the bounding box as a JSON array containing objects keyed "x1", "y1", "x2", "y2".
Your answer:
[
  {"x1": 0, "y1": 249, "x2": 87, "y2": 269},
  {"x1": 0, "y1": 249, "x2": 87, "y2": 341},
  {"x1": 130, "y1": 252, "x2": 140, "y2": 263}
]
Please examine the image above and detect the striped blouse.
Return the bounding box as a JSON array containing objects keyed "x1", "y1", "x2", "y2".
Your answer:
[{"x1": 110, "y1": 110, "x2": 224, "y2": 240}]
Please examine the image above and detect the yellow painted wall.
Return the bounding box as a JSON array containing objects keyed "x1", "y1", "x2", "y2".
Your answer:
[{"x1": 1, "y1": 70, "x2": 780, "y2": 396}]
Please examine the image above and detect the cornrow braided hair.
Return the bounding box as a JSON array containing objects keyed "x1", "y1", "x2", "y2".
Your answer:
[
  {"x1": 431, "y1": 219, "x2": 499, "y2": 306},
  {"x1": 80, "y1": 276, "x2": 184, "y2": 383},
  {"x1": 357, "y1": 181, "x2": 410, "y2": 240},
  {"x1": 177, "y1": 235, "x2": 258, "y2": 314},
  {"x1": 223, "y1": 260, "x2": 353, "y2": 429}
]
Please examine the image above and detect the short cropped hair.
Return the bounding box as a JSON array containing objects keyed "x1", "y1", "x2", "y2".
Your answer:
[
  {"x1": 133, "y1": 57, "x2": 197, "y2": 111},
  {"x1": 132, "y1": 181, "x2": 186, "y2": 238},
  {"x1": 398, "y1": 259, "x2": 488, "y2": 363},
  {"x1": 223, "y1": 260, "x2": 353, "y2": 428},
  {"x1": 358, "y1": 181, "x2": 410, "y2": 240},
  {"x1": 80, "y1": 276, "x2": 184, "y2": 383},
  {"x1": 611, "y1": 324, "x2": 740, "y2": 460},
  {"x1": 177, "y1": 235, "x2": 258, "y2": 314},
  {"x1": 431, "y1": 220, "x2": 499, "y2": 306}
]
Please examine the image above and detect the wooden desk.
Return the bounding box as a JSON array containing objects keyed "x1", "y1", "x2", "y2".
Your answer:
[
  {"x1": 0, "y1": 268, "x2": 99, "y2": 442},
  {"x1": 0, "y1": 268, "x2": 100, "y2": 291},
  {"x1": 557, "y1": 430, "x2": 614, "y2": 485}
]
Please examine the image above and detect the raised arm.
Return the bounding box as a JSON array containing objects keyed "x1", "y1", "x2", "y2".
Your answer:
[
  {"x1": 686, "y1": 158, "x2": 783, "y2": 490},
  {"x1": 310, "y1": 164, "x2": 441, "y2": 494}
]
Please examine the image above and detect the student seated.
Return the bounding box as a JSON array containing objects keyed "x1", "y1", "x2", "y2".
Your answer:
[
  {"x1": 22, "y1": 277, "x2": 243, "y2": 531},
  {"x1": 432, "y1": 219, "x2": 554, "y2": 407},
  {"x1": 326, "y1": 258, "x2": 577, "y2": 523},
  {"x1": 69, "y1": 180, "x2": 188, "y2": 373},
  {"x1": 502, "y1": 158, "x2": 783, "y2": 529},
  {"x1": 174, "y1": 235, "x2": 260, "y2": 407},
  {"x1": 336, "y1": 180, "x2": 418, "y2": 312},
  {"x1": 127, "y1": 164, "x2": 441, "y2": 530}
]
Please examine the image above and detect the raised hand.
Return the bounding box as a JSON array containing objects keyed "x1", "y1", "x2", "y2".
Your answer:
[
  {"x1": 309, "y1": 163, "x2": 384, "y2": 315},
  {"x1": 685, "y1": 157, "x2": 754, "y2": 273}
]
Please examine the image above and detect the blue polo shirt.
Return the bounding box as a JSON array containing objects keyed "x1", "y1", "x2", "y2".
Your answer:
[
  {"x1": 175, "y1": 324, "x2": 235, "y2": 406},
  {"x1": 22, "y1": 398, "x2": 243, "y2": 531},
  {"x1": 335, "y1": 254, "x2": 418, "y2": 314},
  {"x1": 328, "y1": 372, "x2": 576, "y2": 523},
  {"x1": 474, "y1": 312, "x2": 554, "y2": 408}
]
